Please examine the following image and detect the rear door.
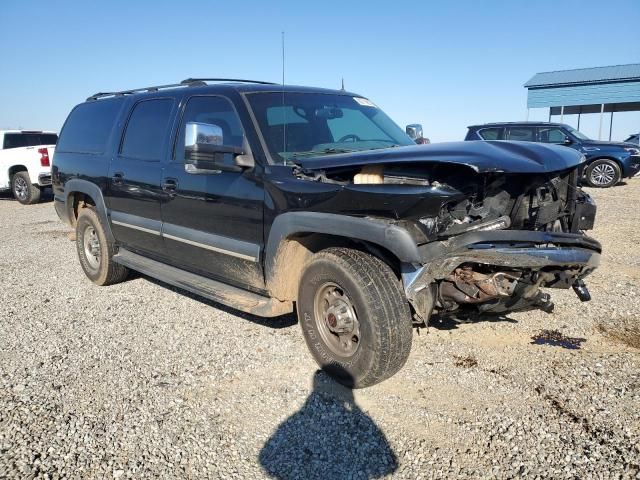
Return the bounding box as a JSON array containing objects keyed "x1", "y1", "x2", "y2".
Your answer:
[
  {"x1": 106, "y1": 97, "x2": 176, "y2": 257},
  {"x1": 160, "y1": 94, "x2": 265, "y2": 290}
]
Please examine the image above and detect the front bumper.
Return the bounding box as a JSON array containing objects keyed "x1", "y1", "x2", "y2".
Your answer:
[
  {"x1": 625, "y1": 155, "x2": 640, "y2": 178},
  {"x1": 403, "y1": 230, "x2": 601, "y2": 320}
]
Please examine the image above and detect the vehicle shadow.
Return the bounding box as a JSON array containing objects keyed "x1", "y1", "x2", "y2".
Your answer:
[
  {"x1": 259, "y1": 368, "x2": 398, "y2": 480},
  {"x1": 426, "y1": 312, "x2": 518, "y2": 331},
  {"x1": 142, "y1": 276, "x2": 297, "y2": 329}
]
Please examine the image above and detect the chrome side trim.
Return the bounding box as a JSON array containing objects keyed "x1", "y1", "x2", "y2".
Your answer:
[
  {"x1": 162, "y1": 232, "x2": 256, "y2": 262},
  {"x1": 111, "y1": 220, "x2": 161, "y2": 236}
]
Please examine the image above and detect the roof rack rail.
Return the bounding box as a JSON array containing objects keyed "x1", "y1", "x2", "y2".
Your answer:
[
  {"x1": 180, "y1": 78, "x2": 278, "y2": 85},
  {"x1": 87, "y1": 78, "x2": 277, "y2": 101}
]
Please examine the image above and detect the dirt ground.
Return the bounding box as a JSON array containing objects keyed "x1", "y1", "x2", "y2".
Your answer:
[{"x1": 1, "y1": 179, "x2": 639, "y2": 479}]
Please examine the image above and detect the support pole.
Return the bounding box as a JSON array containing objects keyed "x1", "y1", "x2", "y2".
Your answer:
[
  {"x1": 560, "y1": 106, "x2": 564, "y2": 123},
  {"x1": 577, "y1": 107, "x2": 581, "y2": 130},
  {"x1": 548, "y1": 108, "x2": 551, "y2": 122},
  {"x1": 598, "y1": 104, "x2": 604, "y2": 140},
  {"x1": 609, "y1": 111, "x2": 614, "y2": 141}
]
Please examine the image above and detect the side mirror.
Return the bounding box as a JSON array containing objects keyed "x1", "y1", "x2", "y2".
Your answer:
[
  {"x1": 563, "y1": 136, "x2": 573, "y2": 145},
  {"x1": 184, "y1": 121, "x2": 253, "y2": 173},
  {"x1": 406, "y1": 124, "x2": 424, "y2": 144}
]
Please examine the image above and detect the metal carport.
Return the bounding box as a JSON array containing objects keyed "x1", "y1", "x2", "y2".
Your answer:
[{"x1": 524, "y1": 64, "x2": 640, "y2": 140}]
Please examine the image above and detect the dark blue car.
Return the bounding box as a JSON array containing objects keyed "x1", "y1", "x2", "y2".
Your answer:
[{"x1": 465, "y1": 122, "x2": 640, "y2": 188}]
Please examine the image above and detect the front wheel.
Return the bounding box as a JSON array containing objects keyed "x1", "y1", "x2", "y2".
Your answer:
[
  {"x1": 586, "y1": 159, "x2": 621, "y2": 188},
  {"x1": 297, "y1": 248, "x2": 412, "y2": 388},
  {"x1": 11, "y1": 171, "x2": 41, "y2": 205}
]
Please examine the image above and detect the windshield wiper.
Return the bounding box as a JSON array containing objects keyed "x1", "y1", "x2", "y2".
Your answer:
[{"x1": 291, "y1": 148, "x2": 357, "y2": 158}]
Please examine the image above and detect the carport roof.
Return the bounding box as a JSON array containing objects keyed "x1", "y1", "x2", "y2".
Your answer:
[{"x1": 524, "y1": 63, "x2": 640, "y2": 88}]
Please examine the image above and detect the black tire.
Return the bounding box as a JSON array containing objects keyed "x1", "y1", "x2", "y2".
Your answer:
[
  {"x1": 585, "y1": 159, "x2": 621, "y2": 188},
  {"x1": 11, "y1": 171, "x2": 41, "y2": 205},
  {"x1": 75, "y1": 207, "x2": 129, "y2": 286},
  {"x1": 297, "y1": 247, "x2": 412, "y2": 388}
]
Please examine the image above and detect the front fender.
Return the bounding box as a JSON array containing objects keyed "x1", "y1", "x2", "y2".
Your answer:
[{"x1": 264, "y1": 212, "x2": 423, "y2": 286}]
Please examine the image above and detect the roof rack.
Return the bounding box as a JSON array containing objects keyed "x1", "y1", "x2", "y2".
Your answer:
[{"x1": 87, "y1": 78, "x2": 277, "y2": 101}]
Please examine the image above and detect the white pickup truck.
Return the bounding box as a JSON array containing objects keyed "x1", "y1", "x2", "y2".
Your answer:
[{"x1": 0, "y1": 130, "x2": 58, "y2": 204}]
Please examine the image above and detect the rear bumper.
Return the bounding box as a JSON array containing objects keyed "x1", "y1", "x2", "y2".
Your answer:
[
  {"x1": 37, "y1": 173, "x2": 52, "y2": 186},
  {"x1": 54, "y1": 197, "x2": 70, "y2": 224}
]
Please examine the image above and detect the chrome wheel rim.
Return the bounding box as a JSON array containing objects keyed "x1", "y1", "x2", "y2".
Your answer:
[
  {"x1": 82, "y1": 225, "x2": 101, "y2": 269},
  {"x1": 313, "y1": 282, "x2": 360, "y2": 357},
  {"x1": 590, "y1": 163, "x2": 616, "y2": 186},
  {"x1": 13, "y1": 176, "x2": 28, "y2": 200}
]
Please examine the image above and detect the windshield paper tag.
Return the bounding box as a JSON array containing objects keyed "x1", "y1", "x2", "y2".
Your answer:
[{"x1": 353, "y1": 97, "x2": 376, "y2": 107}]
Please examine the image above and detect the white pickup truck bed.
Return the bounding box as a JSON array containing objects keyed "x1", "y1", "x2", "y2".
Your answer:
[{"x1": 0, "y1": 130, "x2": 58, "y2": 204}]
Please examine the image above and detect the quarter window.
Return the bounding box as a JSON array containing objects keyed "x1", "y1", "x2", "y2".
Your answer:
[
  {"x1": 121, "y1": 99, "x2": 174, "y2": 160},
  {"x1": 57, "y1": 98, "x2": 123, "y2": 154},
  {"x1": 507, "y1": 127, "x2": 535, "y2": 142},
  {"x1": 478, "y1": 128, "x2": 504, "y2": 140}
]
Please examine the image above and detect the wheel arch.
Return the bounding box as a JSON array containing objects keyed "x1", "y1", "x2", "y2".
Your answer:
[
  {"x1": 64, "y1": 179, "x2": 114, "y2": 241},
  {"x1": 264, "y1": 212, "x2": 420, "y2": 301}
]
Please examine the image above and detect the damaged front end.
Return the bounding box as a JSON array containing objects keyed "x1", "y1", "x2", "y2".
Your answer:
[{"x1": 293, "y1": 141, "x2": 601, "y2": 322}]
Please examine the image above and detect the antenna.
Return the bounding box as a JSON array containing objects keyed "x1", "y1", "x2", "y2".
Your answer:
[
  {"x1": 281, "y1": 31, "x2": 287, "y2": 163},
  {"x1": 341, "y1": 77, "x2": 345, "y2": 91}
]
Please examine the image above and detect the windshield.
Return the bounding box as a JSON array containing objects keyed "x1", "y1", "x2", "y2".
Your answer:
[
  {"x1": 564, "y1": 125, "x2": 591, "y2": 141},
  {"x1": 246, "y1": 92, "x2": 415, "y2": 163}
]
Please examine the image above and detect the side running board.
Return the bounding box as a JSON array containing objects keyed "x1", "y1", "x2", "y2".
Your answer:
[{"x1": 113, "y1": 248, "x2": 292, "y2": 317}]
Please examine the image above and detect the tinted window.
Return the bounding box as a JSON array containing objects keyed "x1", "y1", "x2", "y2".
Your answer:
[
  {"x1": 478, "y1": 127, "x2": 504, "y2": 140},
  {"x1": 176, "y1": 96, "x2": 244, "y2": 163},
  {"x1": 507, "y1": 127, "x2": 535, "y2": 141},
  {"x1": 538, "y1": 127, "x2": 566, "y2": 144},
  {"x1": 3, "y1": 133, "x2": 58, "y2": 149},
  {"x1": 121, "y1": 99, "x2": 174, "y2": 160},
  {"x1": 57, "y1": 99, "x2": 123, "y2": 153}
]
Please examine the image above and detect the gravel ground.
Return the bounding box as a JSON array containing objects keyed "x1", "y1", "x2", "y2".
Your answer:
[{"x1": 1, "y1": 180, "x2": 639, "y2": 479}]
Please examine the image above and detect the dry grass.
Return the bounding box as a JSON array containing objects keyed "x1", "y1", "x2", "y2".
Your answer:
[
  {"x1": 453, "y1": 354, "x2": 478, "y2": 368},
  {"x1": 596, "y1": 320, "x2": 640, "y2": 350}
]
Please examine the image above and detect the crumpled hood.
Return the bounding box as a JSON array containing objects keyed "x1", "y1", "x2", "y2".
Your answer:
[{"x1": 296, "y1": 140, "x2": 584, "y2": 174}]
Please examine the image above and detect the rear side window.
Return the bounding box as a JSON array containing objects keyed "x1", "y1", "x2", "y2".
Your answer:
[
  {"x1": 477, "y1": 127, "x2": 504, "y2": 140},
  {"x1": 3, "y1": 133, "x2": 58, "y2": 149},
  {"x1": 507, "y1": 127, "x2": 535, "y2": 141},
  {"x1": 121, "y1": 99, "x2": 174, "y2": 160},
  {"x1": 56, "y1": 99, "x2": 123, "y2": 154}
]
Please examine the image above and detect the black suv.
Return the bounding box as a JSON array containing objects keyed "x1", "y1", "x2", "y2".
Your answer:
[
  {"x1": 53, "y1": 79, "x2": 600, "y2": 387},
  {"x1": 466, "y1": 122, "x2": 640, "y2": 188}
]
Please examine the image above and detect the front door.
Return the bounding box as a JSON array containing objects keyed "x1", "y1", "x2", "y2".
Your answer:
[
  {"x1": 160, "y1": 95, "x2": 265, "y2": 291},
  {"x1": 106, "y1": 97, "x2": 176, "y2": 257}
]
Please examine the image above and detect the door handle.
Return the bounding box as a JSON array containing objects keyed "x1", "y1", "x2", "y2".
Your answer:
[
  {"x1": 162, "y1": 178, "x2": 178, "y2": 195},
  {"x1": 112, "y1": 172, "x2": 124, "y2": 185}
]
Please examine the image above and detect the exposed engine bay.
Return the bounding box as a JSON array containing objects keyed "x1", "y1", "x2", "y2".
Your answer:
[{"x1": 294, "y1": 159, "x2": 599, "y2": 321}]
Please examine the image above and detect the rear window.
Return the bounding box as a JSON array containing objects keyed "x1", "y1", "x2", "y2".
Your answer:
[
  {"x1": 56, "y1": 98, "x2": 124, "y2": 154},
  {"x1": 3, "y1": 133, "x2": 58, "y2": 149}
]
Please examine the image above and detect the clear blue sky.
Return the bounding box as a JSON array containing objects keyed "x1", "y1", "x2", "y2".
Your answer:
[{"x1": 1, "y1": 0, "x2": 639, "y2": 142}]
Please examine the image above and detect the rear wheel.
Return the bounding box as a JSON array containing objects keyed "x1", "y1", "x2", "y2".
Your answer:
[
  {"x1": 76, "y1": 207, "x2": 129, "y2": 286},
  {"x1": 586, "y1": 159, "x2": 621, "y2": 188},
  {"x1": 11, "y1": 171, "x2": 41, "y2": 205},
  {"x1": 297, "y1": 248, "x2": 412, "y2": 388}
]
